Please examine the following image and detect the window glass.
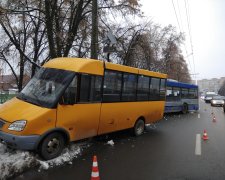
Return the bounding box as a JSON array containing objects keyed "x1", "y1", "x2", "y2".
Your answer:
[
  {"x1": 159, "y1": 79, "x2": 166, "y2": 100},
  {"x1": 166, "y1": 86, "x2": 173, "y2": 101},
  {"x1": 17, "y1": 68, "x2": 75, "y2": 108},
  {"x1": 166, "y1": 87, "x2": 173, "y2": 96},
  {"x1": 173, "y1": 87, "x2": 181, "y2": 101},
  {"x1": 103, "y1": 70, "x2": 122, "y2": 102},
  {"x1": 90, "y1": 76, "x2": 102, "y2": 102},
  {"x1": 122, "y1": 73, "x2": 137, "y2": 101},
  {"x1": 137, "y1": 75, "x2": 149, "y2": 101},
  {"x1": 79, "y1": 74, "x2": 91, "y2": 102},
  {"x1": 173, "y1": 87, "x2": 180, "y2": 97},
  {"x1": 149, "y1": 78, "x2": 160, "y2": 100},
  {"x1": 181, "y1": 88, "x2": 189, "y2": 98},
  {"x1": 79, "y1": 74, "x2": 102, "y2": 103},
  {"x1": 166, "y1": 86, "x2": 181, "y2": 101},
  {"x1": 63, "y1": 76, "x2": 78, "y2": 104},
  {"x1": 189, "y1": 89, "x2": 198, "y2": 99}
]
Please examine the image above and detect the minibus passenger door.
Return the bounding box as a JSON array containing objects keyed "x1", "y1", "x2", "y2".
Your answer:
[{"x1": 56, "y1": 75, "x2": 102, "y2": 141}]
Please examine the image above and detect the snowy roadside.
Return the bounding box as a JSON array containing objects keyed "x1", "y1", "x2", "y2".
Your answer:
[{"x1": 0, "y1": 142, "x2": 89, "y2": 180}]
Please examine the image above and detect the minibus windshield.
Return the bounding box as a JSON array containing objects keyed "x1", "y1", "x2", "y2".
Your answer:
[{"x1": 17, "y1": 67, "x2": 75, "y2": 108}]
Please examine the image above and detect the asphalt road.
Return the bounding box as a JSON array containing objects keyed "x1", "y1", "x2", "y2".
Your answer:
[{"x1": 13, "y1": 100, "x2": 225, "y2": 180}]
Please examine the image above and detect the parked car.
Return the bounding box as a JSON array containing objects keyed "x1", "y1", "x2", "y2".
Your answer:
[
  {"x1": 210, "y1": 96, "x2": 225, "y2": 106},
  {"x1": 205, "y1": 94, "x2": 217, "y2": 103}
]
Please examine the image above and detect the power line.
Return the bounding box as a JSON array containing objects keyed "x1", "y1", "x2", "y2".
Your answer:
[
  {"x1": 171, "y1": 0, "x2": 182, "y2": 32},
  {"x1": 177, "y1": 0, "x2": 184, "y2": 33},
  {"x1": 184, "y1": 0, "x2": 196, "y2": 77},
  {"x1": 176, "y1": 0, "x2": 193, "y2": 73},
  {"x1": 185, "y1": 0, "x2": 193, "y2": 51},
  {"x1": 171, "y1": 0, "x2": 192, "y2": 73}
]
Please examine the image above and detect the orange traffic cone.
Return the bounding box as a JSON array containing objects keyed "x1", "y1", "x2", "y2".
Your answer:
[
  {"x1": 213, "y1": 116, "x2": 216, "y2": 123},
  {"x1": 202, "y1": 129, "x2": 209, "y2": 140},
  {"x1": 91, "y1": 155, "x2": 100, "y2": 180}
]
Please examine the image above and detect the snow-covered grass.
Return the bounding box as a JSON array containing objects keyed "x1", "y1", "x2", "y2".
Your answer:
[{"x1": 0, "y1": 142, "x2": 89, "y2": 180}]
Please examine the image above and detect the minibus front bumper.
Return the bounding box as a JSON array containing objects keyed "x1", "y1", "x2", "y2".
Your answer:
[{"x1": 0, "y1": 131, "x2": 40, "y2": 150}]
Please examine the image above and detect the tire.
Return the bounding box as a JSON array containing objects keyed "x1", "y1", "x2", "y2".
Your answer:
[
  {"x1": 38, "y1": 132, "x2": 65, "y2": 160},
  {"x1": 133, "y1": 119, "x2": 145, "y2": 136},
  {"x1": 182, "y1": 103, "x2": 188, "y2": 114}
]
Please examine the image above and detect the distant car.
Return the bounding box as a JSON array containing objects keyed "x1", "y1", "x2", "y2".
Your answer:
[
  {"x1": 200, "y1": 95, "x2": 205, "y2": 100},
  {"x1": 210, "y1": 96, "x2": 225, "y2": 106},
  {"x1": 205, "y1": 94, "x2": 217, "y2": 103}
]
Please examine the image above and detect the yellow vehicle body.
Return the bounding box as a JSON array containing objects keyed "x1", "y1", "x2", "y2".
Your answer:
[{"x1": 0, "y1": 57, "x2": 167, "y2": 155}]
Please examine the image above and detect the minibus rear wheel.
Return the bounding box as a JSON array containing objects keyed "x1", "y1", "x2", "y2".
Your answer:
[
  {"x1": 38, "y1": 132, "x2": 65, "y2": 160},
  {"x1": 133, "y1": 119, "x2": 145, "y2": 136}
]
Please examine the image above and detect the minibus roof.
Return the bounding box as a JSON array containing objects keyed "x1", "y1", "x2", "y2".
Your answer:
[
  {"x1": 43, "y1": 58, "x2": 104, "y2": 75},
  {"x1": 105, "y1": 62, "x2": 167, "y2": 78},
  {"x1": 43, "y1": 57, "x2": 167, "y2": 78}
]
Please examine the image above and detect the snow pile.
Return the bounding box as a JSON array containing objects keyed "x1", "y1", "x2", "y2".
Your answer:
[
  {"x1": 106, "y1": 140, "x2": 114, "y2": 146},
  {"x1": 0, "y1": 144, "x2": 37, "y2": 180},
  {"x1": 145, "y1": 123, "x2": 157, "y2": 129},
  {"x1": 38, "y1": 144, "x2": 83, "y2": 170},
  {"x1": 0, "y1": 143, "x2": 87, "y2": 179}
]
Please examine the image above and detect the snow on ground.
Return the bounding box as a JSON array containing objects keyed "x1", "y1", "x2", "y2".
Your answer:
[
  {"x1": 0, "y1": 142, "x2": 89, "y2": 180},
  {"x1": 145, "y1": 123, "x2": 157, "y2": 129},
  {"x1": 106, "y1": 140, "x2": 114, "y2": 146}
]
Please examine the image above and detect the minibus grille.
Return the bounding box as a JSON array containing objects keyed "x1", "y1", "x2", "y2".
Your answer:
[{"x1": 0, "y1": 119, "x2": 5, "y2": 128}]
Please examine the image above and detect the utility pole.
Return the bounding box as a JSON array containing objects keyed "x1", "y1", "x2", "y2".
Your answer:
[{"x1": 91, "y1": 0, "x2": 98, "y2": 59}]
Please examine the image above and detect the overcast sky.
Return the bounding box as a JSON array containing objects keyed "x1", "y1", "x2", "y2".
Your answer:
[{"x1": 140, "y1": 0, "x2": 225, "y2": 80}]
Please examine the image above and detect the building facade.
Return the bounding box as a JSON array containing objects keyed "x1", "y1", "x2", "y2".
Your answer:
[{"x1": 197, "y1": 77, "x2": 225, "y2": 94}]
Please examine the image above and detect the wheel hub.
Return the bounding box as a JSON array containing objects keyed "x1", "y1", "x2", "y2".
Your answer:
[{"x1": 47, "y1": 138, "x2": 60, "y2": 154}]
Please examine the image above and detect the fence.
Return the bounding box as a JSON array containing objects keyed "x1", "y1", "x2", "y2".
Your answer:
[{"x1": 0, "y1": 94, "x2": 17, "y2": 104}]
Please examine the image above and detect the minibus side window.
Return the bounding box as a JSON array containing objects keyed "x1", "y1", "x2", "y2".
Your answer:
[
  {"x1": 62, "y1": 76, "x2": 77, "y2": 104},
  {"x1": 79, "y1": 74, "x2": 102, "y2": 103},
  {"x1": 149, "y1": 77, "x2": 160, "y2": 100},
  {"x1": 103, "y1": 70, "x2": 122, "y2": 102},
  {"x1": 89, "y1": 76, "x2": 102, "y2": 102},
  {"x1": 137, "y1": 75, "x2": 149, "y2": 101},
  {"x1": 122, "y1": 73, "x2": 137, "y2": 102}
]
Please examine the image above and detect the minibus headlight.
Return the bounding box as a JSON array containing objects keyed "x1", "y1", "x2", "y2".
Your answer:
[{"x1": 8, "y1": 120, "x2": 27, "y2": 131}]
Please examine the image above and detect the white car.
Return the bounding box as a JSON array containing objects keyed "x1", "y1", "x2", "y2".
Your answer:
[
  {"x1": 210, "y1": 96, "x2": 225, "y2": 106},
  {"x1": 205, "y1": 94, "x2": 217, "y2": 103}
]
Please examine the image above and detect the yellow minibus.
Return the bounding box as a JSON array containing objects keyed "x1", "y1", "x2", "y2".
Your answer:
[{"x1": 0, "y1": 58, "x2": 167, "y2": 160}]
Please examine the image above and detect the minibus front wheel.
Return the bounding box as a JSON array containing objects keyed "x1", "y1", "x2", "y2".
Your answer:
[{"x1": 38, "y1": 132, "x2": 65, "y2": 160}]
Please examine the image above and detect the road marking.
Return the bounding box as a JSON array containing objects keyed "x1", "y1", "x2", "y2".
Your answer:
[
  {"x1": 198, "y1": 114, "x2": 200, "y2": 118},
  {"x1": 195, "y1": 134, "x2": 201, "y2": 155}
]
